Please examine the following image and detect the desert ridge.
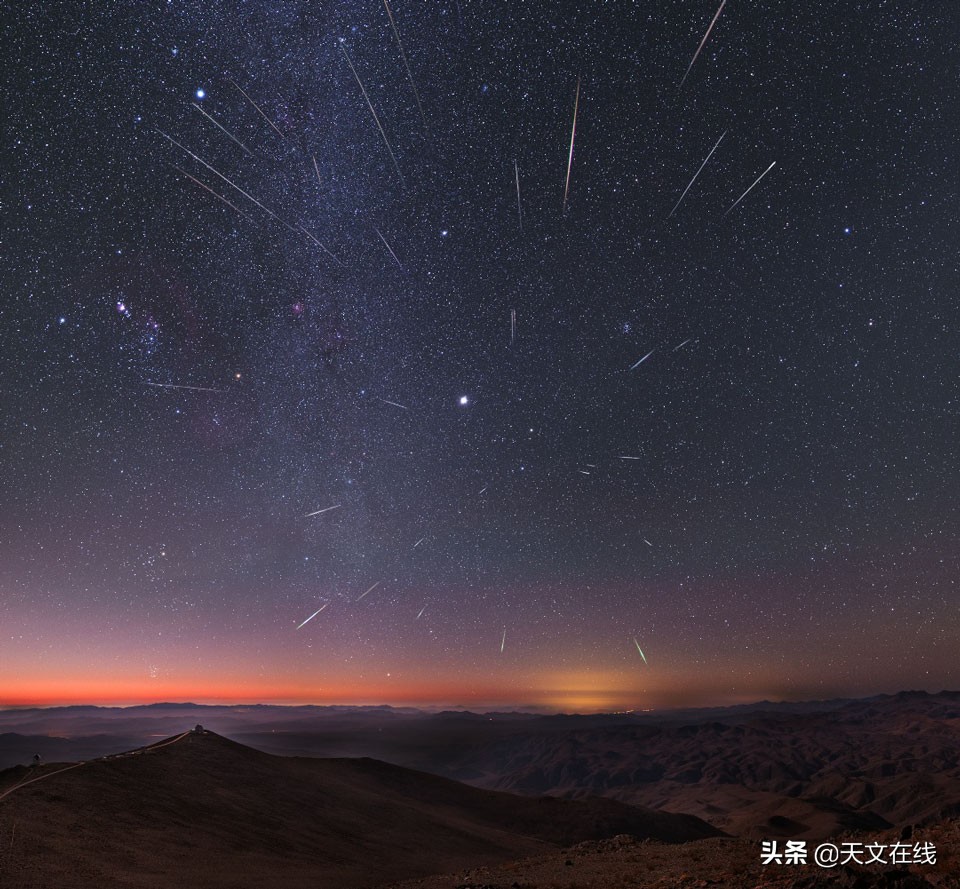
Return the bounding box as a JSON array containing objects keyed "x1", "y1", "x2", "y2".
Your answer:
[{"x1": 0, "y1": 727, "x2": 720, "y2": 889}]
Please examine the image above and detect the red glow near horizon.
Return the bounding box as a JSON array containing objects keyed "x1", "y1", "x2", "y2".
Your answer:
[
  {"x1": 3, "y1": 564, "x2": 956, "y2": 714},
  {"x1": 3, "y1": 667, "x2": 942, "y2": 714}
]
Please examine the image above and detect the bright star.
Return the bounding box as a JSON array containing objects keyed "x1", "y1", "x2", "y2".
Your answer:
[
  {"x1": 459, "y1": 396, "x2": 469, "y2": 406},
  {"x1": 196, "y1": 88, "x2": 205, "y2": 100}
]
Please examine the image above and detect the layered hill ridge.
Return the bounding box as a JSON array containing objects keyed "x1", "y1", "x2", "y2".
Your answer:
[
  {"x1": 0, "y1": 729, "x2": 720, "y2": 889},
  {"x1": 2, "y1": 692, "x2": 957, "y2": 856},
  {"x1": 443, "y1": 692, "x2": 960, "y2": 838}
]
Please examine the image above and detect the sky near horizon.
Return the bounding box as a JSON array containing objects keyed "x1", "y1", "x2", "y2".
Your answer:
[{"x1": 3, "y1": 1, "x2": 958, "y2": 711}]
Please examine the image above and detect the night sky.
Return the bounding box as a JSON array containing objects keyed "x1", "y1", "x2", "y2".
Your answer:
[{"x1": 3, "y1": 1, "x2": 958, "y2": 711}]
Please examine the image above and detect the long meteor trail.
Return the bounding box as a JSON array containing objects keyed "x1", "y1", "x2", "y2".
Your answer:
[
  {"x1": 356, "y1": 581, "x2": 381, "y2": 602},
  {"x1": 305, "y1": 504, "x2": 341, "y2": 518},
  {"x1": 630, "y1": 348, "x2": 655, "y2": 370},
  {"x1": 668, "y1": 130, "x2": 727, "y2": 217},
  {"x1": 723, "y1": 161, "x2": 777, "y2": 217},
  {"x1": 191, "y1": 102, "x2": 253, "y2": 155},
  {"x1": 298, "y1": 224, "x2": 344, "y2": 267},
  {"x1": 375, "y1": 227, "x2": 403, "y2": 269},
  {"x1": 170, "y1": 164, "x2": 253, "y2": 221},
  {"x1": 562, "y1": 76, "x2": 580, "y2": 212},
  {"x1": 679, "y1": 0, "x2": 727, "y2": 88},
  {"x1": 514, "y1": 160, "x2": 523, "y2": 231},
  {"x1": 297, "y1": 602, "x2": 328, "y2": 629},
  {"x1": 145, "y1": 381, "x2": 222, "y2": 393},
  {"x1": 383, "y1": 0, "x2": 427, "y2": 128},
  {"x1": 228, "y1": 79, "x2": 287, "y2": 140},
  {"x1": 157, "y1": 129, "x2": 298, "y2": 234},
  {"x1": 634, "y1": 638, "x2": 648, "y2": 664},
  {"x1": 340, "y1": 44, "x2": 405, "y2": 186}
]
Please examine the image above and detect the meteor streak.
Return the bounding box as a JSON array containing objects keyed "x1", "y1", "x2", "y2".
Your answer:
[
  {"x1": 562, "y1": 76, "x2": 580, "y2": 212},
  {"x1": 723, "y1": 161, "x2": 777, "y2": 217},
  {"x1": 228, "y1": 78, "x2": 287, "y2": 140},
  {"x1": 634, "y1": 637, "x2": 648, "y2": 664},
  {"x1": 340, "y1": 44, "x2": 405, "y2": 186},
  {"x1": 170, "y1": 165, "x2": 252, "y2": 221},
  {"x1": 375, "y1": 227, "x2": 403, "y2": 269},
  {"x1": 514, "y1": 160, "x2": 523, "y2": 231},
  {"x1": 145, "y1": 381, "x2": 222, "y2": 393},
  {"x1": 191, "y1": 102, "x2": 253, "y2": 155},
  {"x1": 668, "y1": 130, "x2": 727, "y2": 217},
  {"x1": 673, "y1": 338, "x2": 693, "y2": 351},
  {"x1": 305, "y1": 504, "x2": 341, "y2": 518},
  {"x1": 298, "y1": 224, "x2": 344, "y2": 267},
  {"x1": 630, "y1": 349, "x2": 655, "y2": 370},
  {"x1": 500, "y1": 628, "x2": 506, "y2": 653},
  {"x1": 679, "y1": 0, "x2": 727, "y2": 88},
  {"x1": 413, "y1": 537, "x2": 427, "y2": 548},
  {"x1": 416, "y1": 605, "x2": 426, "y2": 620},
  {"x1": 356, "y1": 581, "x2": 381, "y2": 602},
  {"x1": 157, "y1": 130, "x2": 297, "y2": 233},
  {"x1": 297, "y1": 602, "x2": 328, "y2": 629},
  {"x1": 378, "y1": 397, "x2": 409, "y2": 410},
  {"x1": 383, "y1": 0, "x2": 427, "y2": 128},
  {"x1": 510, "y1": 308, "x2": 516, "y2": 344}
]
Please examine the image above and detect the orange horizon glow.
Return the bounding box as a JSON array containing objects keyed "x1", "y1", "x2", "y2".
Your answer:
[
  {"x1": 0, "y1": 692, "x2": 765, "y2": 711},
  {"x1": 0, "y1": 672, "x2": 738, "y2": 711},
  {"x1": 1, "y1": 680, "x2": 533, "y2": 709},
  {"x1": 2, "y1": 680, "x2": 944, "y2": 712},
  {"x1": 1, "y1": 671, "x2": 893, "y2": 713},
  {"x1": 6, "y1": 647, "x2": 941, "y2": 713}
]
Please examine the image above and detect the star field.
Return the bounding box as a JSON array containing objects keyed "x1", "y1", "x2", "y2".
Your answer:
[{"x1": 2, "y1": 0, "x2": 958, "y2": 710}]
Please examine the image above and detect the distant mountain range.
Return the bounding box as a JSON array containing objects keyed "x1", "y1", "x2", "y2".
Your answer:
[
  {"x1": 0, "y1": 729, "x2": 719, "y2": 889},
  {"x1": 3, "y1": 691, "x2": 958, "y2": 842},
  {"x1": 440, "y1": 691, "x2": 960, "y2": 838}
]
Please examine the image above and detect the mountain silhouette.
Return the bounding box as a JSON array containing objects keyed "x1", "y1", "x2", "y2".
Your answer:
[{"x1": 0, "y1": 728, "x2": 721, "y2": 888}]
